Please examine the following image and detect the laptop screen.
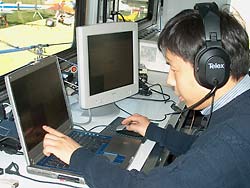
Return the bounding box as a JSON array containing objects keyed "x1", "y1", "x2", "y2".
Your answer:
[{"x1": 10, "y1": 58, "x2": 69, "y2": 152}]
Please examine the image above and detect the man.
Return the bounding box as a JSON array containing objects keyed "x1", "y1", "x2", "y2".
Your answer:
[{"x1": 43, "y1": 3, "x2": 250, "y2": 188}]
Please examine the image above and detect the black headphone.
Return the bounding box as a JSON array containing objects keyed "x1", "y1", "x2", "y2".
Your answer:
[{"x1": 194, "y1": 2, "x2": 231, "y2": 89}]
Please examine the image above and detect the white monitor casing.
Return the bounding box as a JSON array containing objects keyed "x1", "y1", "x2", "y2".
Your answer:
[{"x1": 76, "y1": 22, "x2": 139, "y2": 110}]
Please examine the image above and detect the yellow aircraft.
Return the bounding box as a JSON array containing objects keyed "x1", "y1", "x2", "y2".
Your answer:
[
  {"x1": 45, "y1": 0, "x2": 75, "y2": 26},
  {"x1": 118, "y1": 11, "x2": 139, "y2": 22},
  {"x1": 45, "y1": 0, "x2": 75, "y2": 15}
]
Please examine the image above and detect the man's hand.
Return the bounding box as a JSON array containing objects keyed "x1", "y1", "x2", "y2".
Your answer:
[
  {"x1": 121, "y1": 114, "x2": 150, "y2": 136},
  {"x1": 43, "y1": 126, "x2": 81, "y2": 164}
]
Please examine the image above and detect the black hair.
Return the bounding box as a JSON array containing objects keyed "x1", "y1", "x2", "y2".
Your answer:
[{"x1": 158, "y1": 8, "x2": 250, "y2": 80}]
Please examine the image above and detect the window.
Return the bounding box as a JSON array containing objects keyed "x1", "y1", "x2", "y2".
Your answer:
[
  {"x1": 0, "y1": 0, "x2": 76, "y2": 76},
  {"x1": 118, "y1": 0, "x2": 149, "y2": 22},
  {"x1": 117, "y1": 0, "x2": 160, "y2": 38},
  {"x1": 102, "y1": 0, "x2": 159, "y2": 26}
]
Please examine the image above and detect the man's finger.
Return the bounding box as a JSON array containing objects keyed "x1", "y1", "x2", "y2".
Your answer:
[{"x1": 43, "y1": 125, "x2": 65, "y2": 137}]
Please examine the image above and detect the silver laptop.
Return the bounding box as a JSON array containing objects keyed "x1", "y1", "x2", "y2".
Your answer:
[{"x1": 5, "y1": 56, "x2": 141, "y2": 184}]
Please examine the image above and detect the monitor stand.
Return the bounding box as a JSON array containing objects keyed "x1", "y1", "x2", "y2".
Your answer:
[{"x1": 71, "y1": 102, "x2": 120, "y2": 117}]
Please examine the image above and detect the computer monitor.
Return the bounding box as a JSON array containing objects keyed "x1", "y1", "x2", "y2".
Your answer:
[{"x1": 76, "y1": 22, "x2": 139, "y2": 116}]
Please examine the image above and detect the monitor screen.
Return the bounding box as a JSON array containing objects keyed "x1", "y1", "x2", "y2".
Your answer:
[
  {"x1": 76, "y1": 22, "x2": 139, "y2": 111},
  {"x1": 88, "y1": 32, "x2": 133, "y2": 95}
]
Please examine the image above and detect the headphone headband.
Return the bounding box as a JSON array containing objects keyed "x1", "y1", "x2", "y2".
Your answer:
[{"x1": 194, "y1": 2, "x2": 221, "y2": 44}]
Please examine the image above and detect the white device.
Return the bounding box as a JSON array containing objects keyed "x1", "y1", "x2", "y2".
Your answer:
[{"x1": 139, "y1": 39, "x2": 169, "y2": 73}]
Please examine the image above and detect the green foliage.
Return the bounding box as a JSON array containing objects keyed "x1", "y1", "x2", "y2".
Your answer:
[
  {"x1": 2, "y1": 0, "x2": 45, "y2": 4},
  {"x1": 1, "y1": 10, "x2": 54, "y2": 28}
]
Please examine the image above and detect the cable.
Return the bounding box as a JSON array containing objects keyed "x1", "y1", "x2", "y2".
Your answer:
[
  {"x1": 185, "y1": 86, "x2": 217, "y2": 111},
  {"x1": 55, "y1": 55, "x2": 78, "y2": 66},
  {"x1": 0, "y1": 136, "x2": 19, "y2": 144},
  {"x1": 204, "y1": 90, "x2": 216, "y2": 129},
  {"x1": 149, "y1": 111, "x2": 181, "y2": 122},
  {"x1": 0, "y1": 136, "x2": 22, "y2": 155},
  {"x1": 143, "y1": 80, "x2": 218, "y2": 112},
  {"x1": 114, "y1": 103, "x2": 179, "y2": 122},
  {"x1": 139, "y1": 79, "x2": 152, "y2": 96},
  {"x1": 64, "y1": 80, "x2": 78, "y2": 88},
  {"x1": 5, "y1": 162, "x2": 81, "y2": 188},
  {"x1": 88, "y1": 125, "x2": 107, "y2": 132},
  {"x1": 192, "y1": 91, "x2": 216, "y2": 136},
  {"x1": 148, "y1": 83, "x2": 169, "y2": 102},
  {"x1": 2, "y1": 103, "x2": 11, "y2": 107},
  {"x1": 73, "y1": 124, "x2": 87, "y2": 132},
  {"x1": 0, "y1": 137, "x2": 10, "y2": 143},
  {"x1": 188, "y1": 110, "x2": 196, "y2": 134},
  {"x1": 73, "y1": 108, "x2": 92, "y2": 127},
  {"x1": 0, "y1": 41, "x2": 75, "y2": 66},
  {"x1": 110, "y1": 11, "x2": 126, "y2": 22},
  {"x1": 117, "y1": 85, "x2": 218, "y2": 123},
  {"x1": 129, "y1": 96, "x2": 171, "y2": 103},
  {"x1": 153, "y1": 86, "x2": 218, "y2": 122},
  {"x1": 138, "y1": 82, "x2": 177, "y2": 107},
  {"x1": 140, "y1": 78, "x2": 172, "y2": 103},
  {"x1": 117, "y1": 12, "x2": 126, "y2": 22},
  {"x1": 0, "y1": 42, "x2": 72, "y2": 55},
  {"x1": 150, "y1": 88, "x2": 171, "y2": 100},
  {"x1": 114, "y1": 103, "x2": 132, "y2": 116},
  {"x1": 0, "y1": 103, "x2": 6, "y2": 120}
]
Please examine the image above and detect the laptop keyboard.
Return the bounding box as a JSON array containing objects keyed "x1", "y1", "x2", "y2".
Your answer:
[
  {"x1": 44, "y1": 154, "x2": 70, "y2": 169},
  {"x1": 39, "y1": 130, "x2": 112, "y2": 169},
  {"x1": 69, "y1": 130, "x2": 111, "y2": 153}
]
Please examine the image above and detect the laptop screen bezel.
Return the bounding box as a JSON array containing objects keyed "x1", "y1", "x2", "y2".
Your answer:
[{"x1": 5, "y1": 56, "x2": 74, "y2": 165}]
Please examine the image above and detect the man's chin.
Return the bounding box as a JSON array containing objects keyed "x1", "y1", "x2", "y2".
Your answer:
[
  {"x1": 178, "y1": 96, "x2": 185, "y2": 102},
  {"x1": 187, "y1": 104, "x2": 204, "y2": 111}
]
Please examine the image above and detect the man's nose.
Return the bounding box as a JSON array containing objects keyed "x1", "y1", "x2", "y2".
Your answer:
[{"x1": 166, "y1": 69, "x2": 175, "y2": 87}]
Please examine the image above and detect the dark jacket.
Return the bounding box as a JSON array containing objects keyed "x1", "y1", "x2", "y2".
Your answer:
[{"x1": 70, "y1": 89, "x2": 250, "y2": 188}]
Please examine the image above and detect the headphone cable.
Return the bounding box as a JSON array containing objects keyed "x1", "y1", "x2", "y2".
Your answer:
[
  {"x1": 185, "y1": 85, "x2": 217, "y2": 111},
  {"x1": 170, "y1": 85, "x2": 218, "y2": 115},
  {"x1": 203, "y1": 89, "x2": 216, "y2": 129}
]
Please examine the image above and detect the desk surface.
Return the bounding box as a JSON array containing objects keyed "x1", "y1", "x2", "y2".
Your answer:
[{"x1": 0, "y1": 71, "x2": 180, "y2": 188}]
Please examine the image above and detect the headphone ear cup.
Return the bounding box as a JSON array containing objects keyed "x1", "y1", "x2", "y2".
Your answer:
[{"x1": 194, "y1": 46, "x2": 231, "y2": 89}]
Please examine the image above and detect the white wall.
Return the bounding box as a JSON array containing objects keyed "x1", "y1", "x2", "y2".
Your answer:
[
  {"x1": 161, "y1": 0, "x2": 231, "y2": 26},
  {"x1": 230, "y1": 0, "x2": 250, "y2": 36}
]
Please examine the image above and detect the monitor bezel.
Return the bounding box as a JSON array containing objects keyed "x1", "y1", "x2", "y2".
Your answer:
[{"x1": 76, "y1": 22, "x2": 139, "y2": 109}]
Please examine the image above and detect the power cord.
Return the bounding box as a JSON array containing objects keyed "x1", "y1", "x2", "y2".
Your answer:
[
  {"x1": 5, "y1": 162, "x2": 82, "y2": 188},
  {"x1": 114, "y1": 103, "x2": 132, "y2": 116},
  {"x1": 134, "y1": 79, "x2": 177, "y2": 110},
  {"x1": 0, "y1": 103, "x2": 6, "y2": 120},
  {"x1": 114, "y1": 103, "x2": 179, "y2": 122},
  {"x1": 138, "y1": 79, "x2": 152, "y2": 96},
  {"x1": 148, "y1": 83, "x2": 169, "y2": 102},
  {"x1": 203, "y1": 90, "x2": 216, "y2": 129},
  {"x1": 192, "y1": 93, "x2": 216, "y2": 136},
  {"x1": 55, "y1": 55, "x2": 77, "y2": 67},
  {"x1": 110, "y1": 11, "x2": 126, "y2": 22},
  {"x1": 73, "y1": 124, "x2": 87, "y2": 132},
  {"x1": 88, "y1": 125, "x2": 107, "y2": 132},
  {"x1": 0, "y1": 167, "x2": 3, "y2": 175},
  {"x1": 73, "y1": 123, "x2": 107, "y2": 133},
  {"x1": 117, "y1": 85, "x2": 218, "y2": 123},
  {"x1": 0, "y1": 136, "x2": 22, "y2": 155},
  {"x1": 114, "y1": 79, "x2": 181, "y2": 122},
  {"x1": 138, "y1": 78, "x2": 175, "y2": 104},
  {"x1": 73, "y1": 108, "x2": 92, "y2": 128},
  {"x1": 129, "y1": 96, "x2": 172, "y2": 103}
]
